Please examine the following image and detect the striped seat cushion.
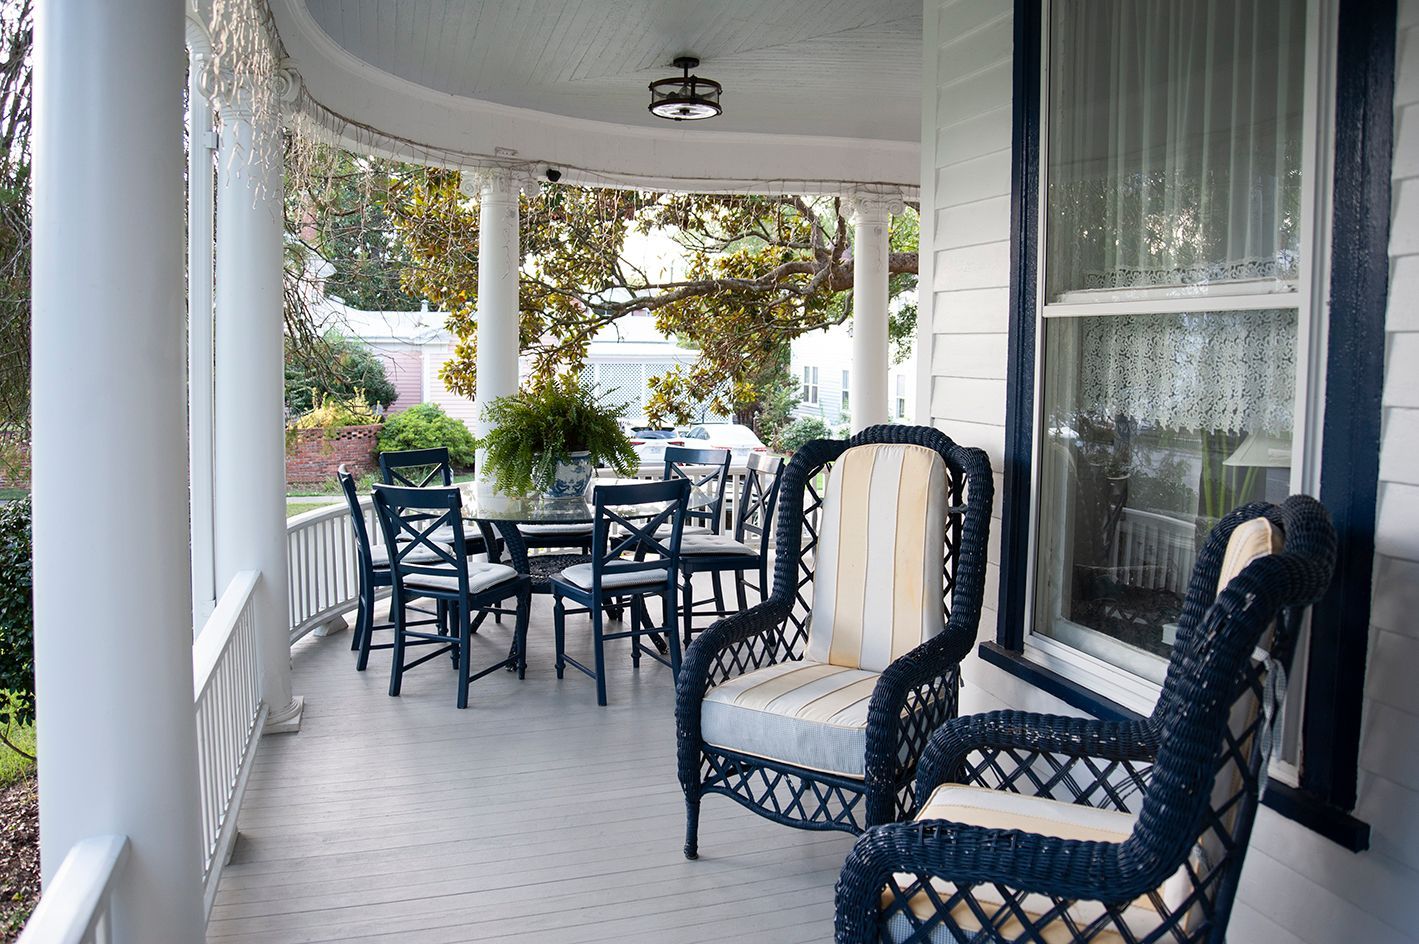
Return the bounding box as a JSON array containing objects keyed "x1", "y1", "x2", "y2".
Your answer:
[
  {"x1": 884, "y1": 785, "x2": 1208, "y2": 944},
  {"x1": 806, "y1": 443, "x2": 950, "y2": 673},
  {"x1": 700, "y1": 660, "x2": 881, "y2": 778}
]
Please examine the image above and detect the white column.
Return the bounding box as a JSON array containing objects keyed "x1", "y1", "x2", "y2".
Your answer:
[
  {"x1": 464, "y1": 170, "x2": 523, "y2": 447},
  {"x1": 187, "y1": 19, "x2": 217, "y2": 629},
  {"x1": 31, "y1": 1, "x2": 206, "y2": 939},
  {"x1": 848, "y1": 192, "x2": 904, "y2": 431},
  {"x1": 214, "y1": 79, "x2": 303, "y2": 731}
]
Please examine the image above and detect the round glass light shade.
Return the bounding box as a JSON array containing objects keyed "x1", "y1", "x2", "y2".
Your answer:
[{"x1": 648, "y1": 70, "x2": 722, "y2": 121}]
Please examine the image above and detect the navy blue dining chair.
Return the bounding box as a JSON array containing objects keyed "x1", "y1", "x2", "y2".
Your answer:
[
  {"x1": 548, "y1": 478, "x2": 691, "y2": 706},
  {"x1": 371, "y1": 483, "x2": 531, "y2": 709}
]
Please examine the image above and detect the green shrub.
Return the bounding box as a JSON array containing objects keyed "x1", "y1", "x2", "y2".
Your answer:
[
  {"x1": 284, "y1": 330, "x2": 397, "y2": 415},
  {"x1": 779, "y1": 417, "x2": 833, "y2": 454},
  {"x1": 476, "y1": 377, "x2": 639, "y2": 494},
  {"x1": 378, "y1": 403, "x2": 477, "y2": 468},
  {"x1": 287, "y1": 391, "x2": 380, "y2": 433},
  {"x1": 0, "y1": 498, "x2": 33, "y2": 738}
]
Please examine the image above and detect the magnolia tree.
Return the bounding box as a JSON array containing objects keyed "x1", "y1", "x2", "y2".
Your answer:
[{"x1": 287, "y1": 149, "x2": 919, "y2": 431}]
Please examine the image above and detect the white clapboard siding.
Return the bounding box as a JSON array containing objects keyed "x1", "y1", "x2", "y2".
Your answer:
[{"x1": 920, "y1": 0, "x2": 1419, "y2": 939}]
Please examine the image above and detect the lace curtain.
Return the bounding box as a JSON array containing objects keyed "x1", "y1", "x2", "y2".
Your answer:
[
  {"x1": 1078, "y1": 309, "x2": 1297, "y2": 436},
  {"x1": 1045, "y1": 0, "x2": 1306, "y2": 301}
]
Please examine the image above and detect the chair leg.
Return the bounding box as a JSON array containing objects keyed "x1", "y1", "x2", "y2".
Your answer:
[
  {"x1": 684, "y1": 797, "x2": 700, "y2": 860},
  {"x1": 351, "y1": 581, "x2": 368, "y2": 652},
  {"x1": 553, "y1": 594, "x2": 566, "y2": 679},
  {"x1": 591, "y1": 603, "x2": 608, "y2": 707},
  {"x1": 629, "y1": 595, "x2": 642, "y2": 668},
  {"x1": 515, "y1": 587, "x2": 530, "y2": 680},
  {"x1": 666, "y1": 590, "x2": 682, "y2": 676},
  {"x1": 735, "y1": 570, "x2": 748, "y2": 613},
  {"x1": 759, "y1": 562, "x2": 769, "y2": 604},
  {"x1": 388, "y1": 598, "x2": 405, "y2": 697},
  {"x1": 355, "y1": 587, "x2": 375, "y2": 672},
  {"x1": 681, "y1": 572, "x2": 695, "y2": 646},
  {"x1": 711, "y1": 572, "x2": 726, "y2": 617},
  {"x1": 455, "y1": 605, "x2": 471, "y2": 709}
]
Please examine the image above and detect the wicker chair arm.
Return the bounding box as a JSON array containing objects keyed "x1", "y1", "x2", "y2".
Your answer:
[
  {"x1": 675, "y1": 600, "x2": 793, "y2": 787},
  {"x1": 834, "y1": 820, "x2": 1139, "y2": 944},
  {"x1": 916, "y1": 711, "x2": 1159, "y2": 802},
  {"x1": 861, "y1": 627, "x2": 975, "y2": 820}
]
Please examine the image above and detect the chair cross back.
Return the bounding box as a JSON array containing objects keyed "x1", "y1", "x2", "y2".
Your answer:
[
  {"x1": 337, "y1": 466, "x2": 378, "y2": 573},
  {"x1": 592, "y1": 478, "x2": 692, "y2": 584},
  {"x1": 663, "y1": 445, "x2": 731, "y2": 532},
  {"x1": 379, "y1": 447, "x2": 454, "y2": 488},
  {"x1": 732, "y1": 452, "x2": 783, "y2": 545},
  {"x1": 370, "y1": 483, "x2": 466, "y2": 587}
]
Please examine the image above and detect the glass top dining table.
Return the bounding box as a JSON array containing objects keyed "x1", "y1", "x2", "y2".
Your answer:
[
  {"x1": 457, "y1": 477, "x2": 716, "y2": 525},
  {"x1": 458, "y1": 478, "x2": 717, "y2": 592}
]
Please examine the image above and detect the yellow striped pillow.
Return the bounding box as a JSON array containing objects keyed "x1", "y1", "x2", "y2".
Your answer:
[{"x1": 805, "y1": 443, "x2": 950, "y2": 673}]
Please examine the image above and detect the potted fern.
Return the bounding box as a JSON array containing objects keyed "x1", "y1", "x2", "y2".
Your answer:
[{"x1": 476, "y1": 376, "x2": 640, "y2": 497}]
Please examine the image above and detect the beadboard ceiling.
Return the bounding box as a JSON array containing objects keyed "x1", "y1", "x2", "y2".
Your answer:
[{"x1": 300, "y1": 0, "x2": 922, "y2": 141}]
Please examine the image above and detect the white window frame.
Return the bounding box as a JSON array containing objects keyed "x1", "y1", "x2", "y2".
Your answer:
[
  {"x1": 1020, "y1": 0, "x2": 1336, "y2": 779},
  {"x1": 802, "y1": 365, "x2": 819, "y2": 404},
  {"x1": 896, "y1": 374, "x2": 907, "y2": 419},
  {"x1": 841, "y1": 369, "x2": 851, "y2": 414}
]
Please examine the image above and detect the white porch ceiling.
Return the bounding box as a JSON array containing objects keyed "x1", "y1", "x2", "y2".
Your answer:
[{"x1": 300, "y1": 0, "x2": 922, "y2": 142}]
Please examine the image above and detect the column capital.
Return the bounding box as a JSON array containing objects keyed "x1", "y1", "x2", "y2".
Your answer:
[
  {"x1": 846, "y1": 189, "x2": 906, "y2": 223},
  {"x1": 459, "y1": 166, "x2": 537, "y2": 202},
  {"x1": 211, "y1": 66, "x2": 300, "y2": 119}
]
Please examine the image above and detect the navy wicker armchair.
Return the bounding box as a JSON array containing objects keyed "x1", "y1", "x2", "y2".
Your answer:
[
  {"x1": 834, "y1": 495, "x2": 1336, "y2": 944},
  {"x1": 675, "y1": 425, "x2": 994, "y2": 857}
]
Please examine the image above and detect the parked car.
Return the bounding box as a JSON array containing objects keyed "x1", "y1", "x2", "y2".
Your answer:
[
  {"x1": 626, "y1": 427, "x2": 684, "y2": 466},
  {"x1": 681, "y1": 423, "x2": 768, "y2": 466}
]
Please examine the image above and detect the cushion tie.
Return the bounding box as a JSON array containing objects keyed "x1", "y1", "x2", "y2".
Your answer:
[{"x1": 1257, "y1": 656, "x2": 1288, "y2": 796}]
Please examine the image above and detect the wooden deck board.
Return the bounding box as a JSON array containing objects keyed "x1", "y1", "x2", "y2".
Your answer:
[{"x1": 209, "y1": 592, "x2": 852, "y2": 943}]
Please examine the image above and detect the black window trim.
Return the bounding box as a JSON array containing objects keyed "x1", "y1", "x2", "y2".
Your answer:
[{"x1": 990, "y1": 0, "x2": 1387, "y2": 853}]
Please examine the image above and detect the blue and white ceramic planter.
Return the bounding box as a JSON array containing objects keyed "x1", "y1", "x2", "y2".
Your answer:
[{"x1": 543, "y1": 451, "x2": 594, "y2": 498}]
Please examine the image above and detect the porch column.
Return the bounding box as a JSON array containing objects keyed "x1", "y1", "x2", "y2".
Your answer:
[
  {"x1": 187, "y1": 19, "x2": 217, "y2": 628},
  {"x1": 213, "y1": 78, "x2": 303, "y2": 731},
  {"x1": 464, "y1": 169, "x2": 523, "y2": 448},
  {"x1": 848, "y1": 192, "x2": 904, "y2": 431},
  {"x1": 31, "y1": 0, "x2": 206, "y2": 939}
]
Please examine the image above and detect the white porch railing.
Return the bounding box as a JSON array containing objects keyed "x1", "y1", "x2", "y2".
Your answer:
[
  {"x1": 192, "y1": 569, "x2": 266, "y2": 916},
  {"x1": 287, "y1": 499, "x2": 379, "y2": 644},
  {"x1": 15, "y1": 835, "x2": 129, "y2": 944},
  {"x1": 1109, "y1": 507, "x2": 1197, "y2": 596}
]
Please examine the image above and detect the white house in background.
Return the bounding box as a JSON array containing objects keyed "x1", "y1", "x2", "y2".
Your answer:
[
  {"x1": 334, "y1": 305, "x2": 707, "y2": 426},
  {"x1": 791, "y1": 318, "x2": 917, "y2": 429}
]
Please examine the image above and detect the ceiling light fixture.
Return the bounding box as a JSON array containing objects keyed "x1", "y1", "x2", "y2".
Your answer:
[{"x1": 648, "y1": 56, "x2": 722, "y2": 121}]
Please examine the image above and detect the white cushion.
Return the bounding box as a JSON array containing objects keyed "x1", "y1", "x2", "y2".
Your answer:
[
  {"x1": 806, "y1": 444, "x2": 949, "y2": 673},
  {"x1": 520, "y1": 523, "x2": 594, "y2": 536},
  {"x1": 1215, "y1": 517, "x2": 1282, "y2": 595},
  {"x1": 680, "y1": 534, "x2": 758, "y2": 557},
  {"x1": 369, "y1": 543, "x2": 450, "y2": 569},
  {"x1": 884, "y1": 785, "x2": 1207, "y2": 944},
  {"x1": 401, "y1": 562, "x2": 519, "y2": 596},
  {"x1": 558, "y1": 561, "x2": 670, "y2": 591},
  {"x1": 647, "y1": 523, "x2": 712, "y2": 538},
  {"x1": 701, "y1": 660, "x2": 881, "y2": 778}
]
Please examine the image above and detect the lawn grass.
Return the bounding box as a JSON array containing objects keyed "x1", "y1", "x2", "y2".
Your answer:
[
  {"x1": 0, "y1": 489, "x2": 26, "y2": 502},
  {"x1": 288, "y1": 501, "x2": 337, "y2": 518},
  {"x1": 0, "y1": 725, "x2": 34, "y2": 789}
]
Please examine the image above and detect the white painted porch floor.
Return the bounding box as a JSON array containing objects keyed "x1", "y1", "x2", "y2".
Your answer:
[{"x1": 207, "y1": 589, "x2": 853, "y2": 944}]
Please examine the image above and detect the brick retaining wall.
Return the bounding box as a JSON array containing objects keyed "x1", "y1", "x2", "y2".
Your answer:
[{"x1": 285, "y1": 424, "x2": 381, "y2": 485}]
